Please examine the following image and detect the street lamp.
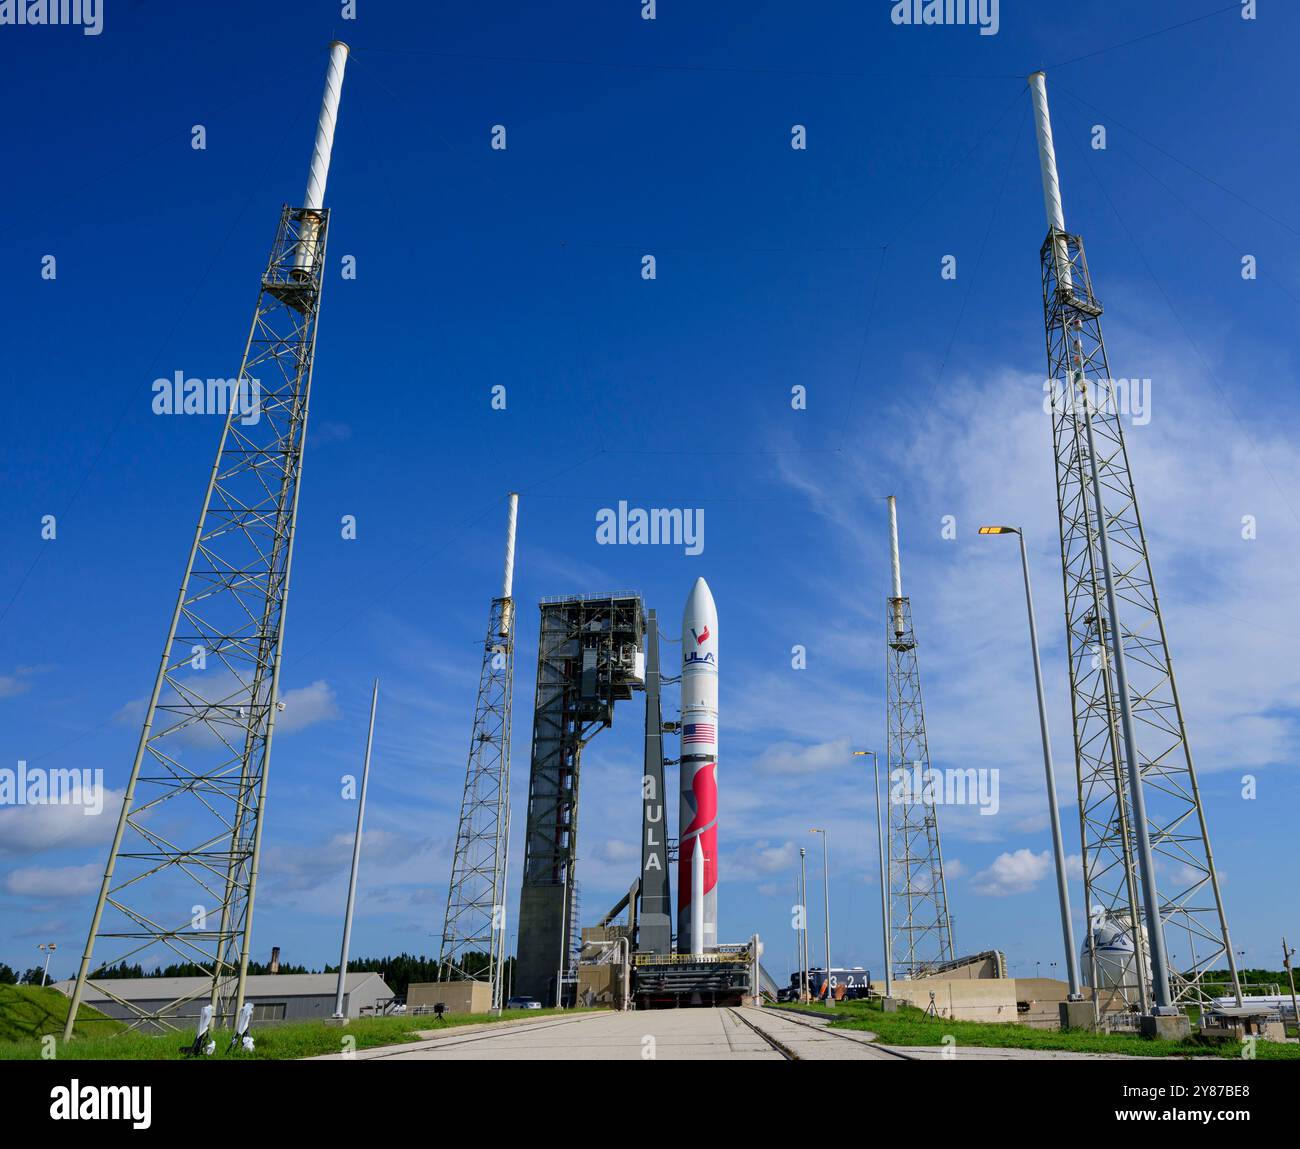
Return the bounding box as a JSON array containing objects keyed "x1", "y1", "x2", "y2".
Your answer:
[
  {"x1": 38, "y1": 942, "x2": 57, "y2": 987},
  {"x1": 798, "y1": 847, "x2": 810, "y2": 1003},
  {"x1": 853, "y1": 750, "x2": 892, "y2": 1000},
  {"x1": 809, "y1": 829, "x2": 831, "y2": 1008},
  {"x1": 979, "y1": 525, "x2": 1083, "y2": 1003}
]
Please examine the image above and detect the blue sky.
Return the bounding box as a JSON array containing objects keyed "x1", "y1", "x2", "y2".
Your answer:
[{"x1": 1, "y1": 2, "x2": 1297, "y2": 986}]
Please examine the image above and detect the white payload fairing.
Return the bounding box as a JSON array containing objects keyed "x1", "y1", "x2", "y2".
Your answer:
[{"x1": 678, "y1": 576, "x2": 719, "y2": 955}]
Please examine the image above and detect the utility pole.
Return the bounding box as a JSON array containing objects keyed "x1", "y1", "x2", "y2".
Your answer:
[
  {"x1": 978, "y1": 527, "x2": 1081, "y2": 1002},
  {"x1": 799, "y1": 847, "x2": 809, "y2": 1002},
  {"x1": 810, "y1": 829, "x2": 831, "y2": 1006},
  {"x1": 333, "y1": 679, "x2": 378, "y2": 1019},
  {"x1": 854, "y1": 750, "x2": 892, "y2": 1000}
]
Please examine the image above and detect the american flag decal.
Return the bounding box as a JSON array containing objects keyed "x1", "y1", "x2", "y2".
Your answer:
[{"x1": 683, "y1": 723, "x2": 715, "y2": 744}]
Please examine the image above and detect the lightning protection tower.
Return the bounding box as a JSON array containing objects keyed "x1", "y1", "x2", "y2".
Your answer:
[
  {"x1": 1027, "y1": 73, "x2": 1240, "y2": 1014},
  {"x1": 63, "y1": 42, "x2": 350, "y2": 1039},
  {"x1": 885, "y1": 496, "x2": 955, "y2": 977},
  {"x1": 437, "y1": 494, "x2": 520, "y2": 1010}
]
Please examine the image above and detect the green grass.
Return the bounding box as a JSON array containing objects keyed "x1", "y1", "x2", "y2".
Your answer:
[
  {"x1": 0, "y1": 1002, "x2": 573, "y2": 1061},
  {"x1": 0, "y1": 984, "x2": 123, "y2": 1043},
  {"x1": 776, "y1": 999, "x2": 1300, "y2": 1061}
]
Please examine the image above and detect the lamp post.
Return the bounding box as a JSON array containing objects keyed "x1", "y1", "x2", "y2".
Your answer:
[
  {"x1": 38, "y1": 943, "x2": 57, "y2": 987},
  {"x1": 979, "y1": 525, "x2": 1082, "y2": 1001},
  {"x1": 809, "y1": 829, "x2": 831, "y2": 1007},
  {"x1": 799, "y1": 847, "x2": 810, "y2": 1002},
  {"x1": 853, "y1": 750, "x2": 891, "y2": 1000}
]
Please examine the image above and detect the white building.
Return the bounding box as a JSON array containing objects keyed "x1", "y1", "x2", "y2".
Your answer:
[{"x1": 54, "y1": 972, "x2": 395, "y2": 1032}]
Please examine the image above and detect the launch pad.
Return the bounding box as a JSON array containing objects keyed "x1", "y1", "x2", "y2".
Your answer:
[
  {"x1": 515, "y1": 582, "x2": 736, "y2": 1007},
  {"x1": 631, "y1": 948, "x2": 756, "y2": 1009}
]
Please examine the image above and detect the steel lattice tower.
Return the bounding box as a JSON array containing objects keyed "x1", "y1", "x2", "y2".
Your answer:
[
  {"x1": 62, "y1": 43, "x2": 350, "y2": 1039},
  {"x1": 884, "y1": 497, "x2": 955, "y2": 977},
  {"x1": 514, "y1": 593, "x2": 644, "y2": 1004},
  {"x1": 437, "y1": 494, "x2": 519, "y2": 1010},
  {"x1": 1029, "y1": 73, "x2": 1240, "y2": 1012}
]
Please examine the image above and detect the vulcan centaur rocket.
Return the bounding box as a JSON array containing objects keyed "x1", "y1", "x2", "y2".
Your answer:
[{"x1": 678, "y1": 577, "x2": 718, "y2": 955}]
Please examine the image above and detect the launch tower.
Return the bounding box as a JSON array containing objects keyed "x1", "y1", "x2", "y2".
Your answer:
[
  {"x1": 62, "y1": 43, "x2": 350, "y2": 1038},
  {"x1": 885, "y1": 497, "x2": 956, "y2": 978},
  {"x1": 1027, "y1": 72, "x2": 1239, "y2": 1013},
  {"x1": 437, "y1": 494, "x2": 520, "y2": 1011}
]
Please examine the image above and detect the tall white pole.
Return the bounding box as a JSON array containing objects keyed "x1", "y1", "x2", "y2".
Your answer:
[
  {"x1": 870, "y1": 752, "x2": 893, "y2": 998},
  {"x1": 887, "y1": 496, "x2": 906, "y2": 638},
  {"x1": 1028, "y1": 71, "x2": 1073, "y2": 292},
  {"x1": 1014, "y1": 530, "x2": 1082, "y2": 999},
  {"x1": 333, "y1": 678, "x2": 378, "y2": 1019},
  {"x1": 501, "y1": 492, "x2": 519, "y2": 601},
  {"x1": 821, "y1": 832, "x2": 832, "y2": 1007},
  {"x1": 799, "y1": 847, "x2": 809, "y2": 1001},
  {"x1": 294, "y1": 40, "x2": 349, "y2": 278}
]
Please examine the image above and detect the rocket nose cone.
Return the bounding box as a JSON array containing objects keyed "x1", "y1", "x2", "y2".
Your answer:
[
  {"x1": 683, "y1": 577, "x2": 718, "y2": 663},
  {"x1": 684, "y1": 576, "x2": 716, "y2": 619}
]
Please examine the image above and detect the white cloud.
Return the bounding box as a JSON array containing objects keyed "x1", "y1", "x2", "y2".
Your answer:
[
  {"x1": 0, "y1": 665, "x2": 48, "y2": 698},
  {"x1": 0, "y1": 790, "x2": 124, "y2": 857},
  {"x1": 752, "y1": 736, "x2": 853, "y2": 776},
  {"x1": 114, "y1": 677, "x2": 338, "y2": 740},
  {"x1": 971, "y1": 848, "x2": 1051, "y2": 897},
  {"x1": 729, "y1": 839, "x2": 800, "y2": 883},
  {"x1": 587, "y1": 838, "x2": 639, "y2": 867},
  {"x1": 275, "y1": 680, "x2": 339, "y2": 734},
  {"x1": 4, "y1": 862, "x2": 101, "y2": 898}
]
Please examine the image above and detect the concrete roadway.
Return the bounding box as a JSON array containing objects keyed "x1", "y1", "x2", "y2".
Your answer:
[
  {"x1": 309, "y1": 1007, "x2": 1154, "y2": 1061},
  {"x1": 312, "y1": 1007, "x2": 904, "y2": 1061}
]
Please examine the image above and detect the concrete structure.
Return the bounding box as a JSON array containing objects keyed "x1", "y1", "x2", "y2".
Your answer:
[
  {"x1": 914, "y1": 950, "x2": 1006, "y2": 981},
  {"x1": 407, "y1": 980, "x2": 493, "y2": 1016},
  {"x1": 576, "y1": 962, "x2": 627, "y2": 1010},
  {"x1": 879, "y1": 976, "x2": 1104, "y2": 1029},
  {"x1": 54, "y1": 972, "x2": 393, "y2": 1033},
  {"x1": 1200, "y1": 1005, "x2": 1285, "y2": 1044}
]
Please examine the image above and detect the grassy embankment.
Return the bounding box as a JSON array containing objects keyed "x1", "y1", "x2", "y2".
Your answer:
[
  {"x1": 776, "y1": 998, "x2": 1300, "y2": 1060},
  {"x1": 0, "y1": 984, "x2": 569, "y2": 1060}
]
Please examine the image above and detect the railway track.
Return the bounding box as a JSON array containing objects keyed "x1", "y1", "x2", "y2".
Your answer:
[{"x1": 729, "y1": 1006, "x2": 919, "y2": 1061}]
